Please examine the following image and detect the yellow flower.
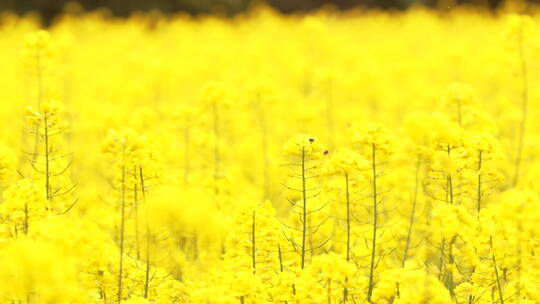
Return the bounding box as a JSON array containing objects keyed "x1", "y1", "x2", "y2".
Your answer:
[
  {"x1": 325, "y1": 148, "x2": 368, "y2": 175},
  {"x1": 283, "y1": 134, "x2": 326, "y2": 159},
  {"x1": 351, "y1": 123, "x2": 392, "y2": 154},
  {"x1": 24, "y1": 30, "x2": 51, "y2": 51}
]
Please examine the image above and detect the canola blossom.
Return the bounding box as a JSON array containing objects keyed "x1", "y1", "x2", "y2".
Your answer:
[{"x1": 0, "y1": 4, "x2": 540, "y2": 303}]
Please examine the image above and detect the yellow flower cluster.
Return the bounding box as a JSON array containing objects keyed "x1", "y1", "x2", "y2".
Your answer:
[{"x1": 283, "y1": 134, "x2": 326, "y2": 159}]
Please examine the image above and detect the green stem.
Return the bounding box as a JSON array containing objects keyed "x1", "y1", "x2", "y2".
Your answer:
[
  {"x1": 447, "y1": 145, "x2": 453, "y2": 205},
  {"x1": 327, "y1": 278, "x2": 332, "y2": 304},
  {"x1": 367, "y1": 143, "x2": 378, "y2": 302},
  {"x1": 133, "y1": 167, "x2": 140, "y2": 260},
  {"x1": 252, "y1": 210, "x2": 256, "y2": 274},
  {"x1": 402, "y1": 155, "x2": 421, "y2": 266},
  {"x1": 140, "y1": 166, "x2": 151, "y2": 299},
  {"x1": 344, "y1": 173, "x2": 350, "y2": 303},
  {"x1": 31, "y1": 53, "x2": 43, "y2": 165},
  {"x1": 490, "y1": 237, "x2": 505, "y2": 304},
  {"x1": 278, "y1": 243, "x2": 284, "y2": 272},
  {"x1": 44, "y1": 115, "x2": 51, "y2": 201},
  {"x1": 477, "y1": 151, "x2": 482, "y2": 214},
  {"x1": 117, "y1": 147, "x2": 126, "y2": 304},
  {"x1": 345, "y1": 173, "x2": 351, "y2": 262},
  {"x1": 301, "y1": 147, "x2": 307, "y2": 269},
  {"x1": 24, "y1": 202, "x2": 29, "y2": 235}
]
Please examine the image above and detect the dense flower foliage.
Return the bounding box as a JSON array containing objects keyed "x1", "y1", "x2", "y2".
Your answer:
[{"x1": 1, "y1": 3, "x2": 540, "y2": 303}]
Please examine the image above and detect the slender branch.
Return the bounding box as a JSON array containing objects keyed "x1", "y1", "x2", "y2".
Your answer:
[
  {"x1": 402, "y1": 155, "x2": 421, "y2": 266},
  {"x1": 140, "y1": 166, "x2": 151, "y2": 299},
  {"x1": 31, "y1": 52, "x2": 43, "y2": 164},
  {"x1": 24, "y1": 203, "x2": 29, "y2": 235},
  {"x1": 490, "y1": 236, "x2": 505, "y2": 304},
  {"x1": 301, "y1": 147, "x2": 307, "y2": 269},
  {"x1": 134, "y1": 167, "x2": 140, "y2": 260},
  {"x1": 477, "y1": 151, "x2": 482, "y2": 215},
  {"x1": 367, "y1": 143, "x2": 378, "y2": 302},
  {"x1": 447, "y1": 145, "x2": 454, "y2": 205},
  {"x1": 278, "y1": 243, "x2": 284, "y2": 272},
  {"x1": 44, "y1": 116, "x2": 51, "y2": 201},
  {"x1": 117, "y1": 146, "x2": 126, "y2": 304},
  {"x1": 252, "y1": 210, "x2": 256, "y2": 274},
  {"x1": 344, "y1": 173, "x2": 351, "y2": 303}
]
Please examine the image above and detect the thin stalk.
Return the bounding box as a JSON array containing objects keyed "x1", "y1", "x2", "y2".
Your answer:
[
  {"x1": 301, "y1": 147, "x2": 307, "y2": 269},
  {"x1": 477, "y1": 151, "x2": 482, "y2": 215},
  {"x1": 516, "y1": 217, "x2": 523, "y2": 303},
  {"x1": 117, "y1": 147, "x2": 126, "y2": 304},
  {"x1": 144, "y1": 221, "x2": 150, "y2": 299},
  {"x1": 101, "y1": 285, "x2": 107, "y2": 304},
  {"x1": 438, "y1": 239, "x2": 446, "y2": 280},
  {"x1": 31, "y1": 53, "x2": 43, "y2": 164},
  {"x1": 344, "y1": 173, "x2": 351, "y2": 303},
  {"x1": 133, "y1": 167, "x2": 140, "y2": 260},
  {"x1": 140, "y1": 166, "x2": 151, "y2": 299},
  {"x1": 44, "y1": 115, "x2": 51, "y2": 201},
  {"x1": 367, "y1": 143, "x2": 378, "y2": 302},
  {"x1": 278, "y1": 243, "x2": 284, "y2": 272},
  {"x1": 252, "y1": 210, "x2": 256, "y2": 274},
  {"x1": 447, "y1": 145, "x2": 453, "y2": 205},
  {"x1": 345, "y1": 173, "x2": 351, "y2": 262},
  {"x1": 99, "y1": 270, "x2": 107, "y2": 304},
  {"x1": 24, "y1": 203, "x2": 29, "y2": 235},
  {"x1": 327, "y1": 278, "x2": 332, "y2": 304},
  {"x1": 402, "y1": 155, "x2": 421, "y2": 266},
  {"x1": 490, "y1": 237, "x2": 505, "y2": 304},
  {"x1": 447, "y1": 238, "x2": 456, "y2": 297}
]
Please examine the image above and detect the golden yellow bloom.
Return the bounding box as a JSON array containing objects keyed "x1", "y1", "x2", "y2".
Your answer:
[
  {"x1": 283, "y1": 134, "x2": 326, "y2": 159},
  {"x1": 325, "y1": 148, "x2": 368, "y2": 175}
]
